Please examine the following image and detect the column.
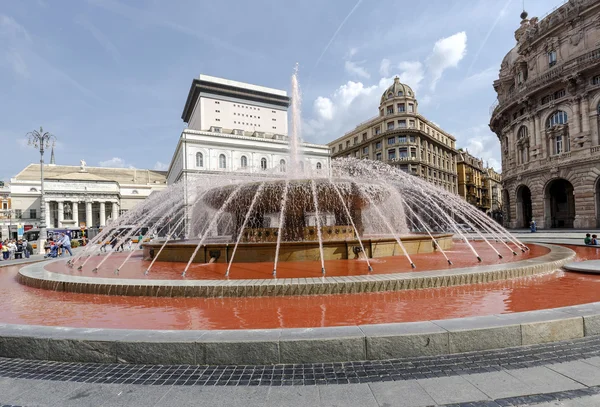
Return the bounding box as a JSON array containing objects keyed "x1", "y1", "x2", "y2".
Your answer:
[
  {"x1": 85, "y1": 201, "x2": 92, "y2": 227},
  {"x1": 57, "y1": 201, "x2": 64, "y2": 228},
  {"x1": 111, "y1": 202, "x2": 118, "y2": 221},
  {"x1": 45, "y1": 201, "x2": 51, "y2": 228},
  {"x1": 72, "y1": 202, "x2": 79, "y2": 227},
  {"x1": 572, "y1": 98, "x2": 581, "y2": 135},
  {"x1": 99, "y1": 202, "x2": 106, "y2": 227},
  {"x1": 534, "y1": 114, "x2": 541, "y2": 148},
  {"x1": 582, "y1": 95, "x2": 590, "y2": 133}
]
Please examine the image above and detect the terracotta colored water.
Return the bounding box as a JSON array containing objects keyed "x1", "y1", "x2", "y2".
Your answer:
[
  {"x1": 47, "y1": 242, "x2": 548, "y2": 280},
  {"x1": 1, "y1": 244, "x2": 599, "y2": 330}
]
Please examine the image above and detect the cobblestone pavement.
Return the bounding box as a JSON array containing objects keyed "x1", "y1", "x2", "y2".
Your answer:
[{"x1": 0, "y1": 335, "x2": 597, "y2": 387}]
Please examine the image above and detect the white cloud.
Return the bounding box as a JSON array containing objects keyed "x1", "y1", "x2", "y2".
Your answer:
[
  {"x1": 99, "y1": 157, "x2": 127, "y2": 168},
  {"x1": 348, "y1": 47, "x2": 358, "y2": 58},
  {"x1": 379, "y1": 58, "x2": 391, "y2": 76},
  {"x1": 153, "y1": 161, "x2": 169, "y2": 171},
  {"x1": 453, "y1": 125, "x2": 501, "y2": 171},
  {"x1": 344, "y1": 60, "x2": 370, "y2": 79},
  {"x1": 314, "y1": 97, "x2": 334, "y2": 121},
  {"x1": 426, "y1": 31, "x2": 467, "y2": 91},
  {"x1": 397, "y1": 61, "x2": 424, "y2": 92}
]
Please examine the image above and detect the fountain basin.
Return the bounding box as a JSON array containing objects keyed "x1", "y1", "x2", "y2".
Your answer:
[
  {"x1": 142, "y1": 234, "x2": 453, "y2": 264},
  {"x1": 18, "y1": 243, "x2": 573, "y2": 298}
]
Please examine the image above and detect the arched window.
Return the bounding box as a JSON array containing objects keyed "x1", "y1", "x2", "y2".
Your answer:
[
  {"x1": 316, "y1": 162, "x2": 322, "y2": 170},
  {"x1": 279, "y1": 159, "x2": 286, "y2": 172},
  {"x1": 397, "y1": 91, "x2": 403, "y2": 96},
  {"x1": 260, "y1": 157, "x2": 267, "y2": 170},
  {"x1": 29, "y1": 188, "x2": 38, "y2": 192},
  {"x1": 547, "y1": 110, "x2": 568, "y2": 128},
  {"x1": 517, "y1": 126, "x2": 528, "y2": 139},
  {"x1": 387, "y1": 93, "x2": 393, "y2": 99},
  {"x1": 196, "y1": 152, "x2": 203, "y2": 167},
  {"x1": 132, "y1": 190, "x2": 139, "y2": 194},
  {"x1": 219, "y1": 154, "x2": 226, "y2": 169},
  {"x1": 240, "y1": 156, "x2": 248, "y2": 168}
]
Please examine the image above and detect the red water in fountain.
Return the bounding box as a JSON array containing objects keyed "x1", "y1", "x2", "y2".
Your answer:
[
  {"x1": 48, "y1": 241, "x2": 546, "y2": 280},
  {"x1": 1, "y1": 244, "x2": 599, "y2": 330}
]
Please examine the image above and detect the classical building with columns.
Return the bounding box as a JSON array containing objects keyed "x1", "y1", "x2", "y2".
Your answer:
[
  {"x1": 9, "y1": 163, "x2": 167, "y2": 230},
  {"x1": 166, "y1": 74, "x2": 330, "y2": 185},
  {"x1": 490, "y1": 0, "x2": 600, "y2": 229}
]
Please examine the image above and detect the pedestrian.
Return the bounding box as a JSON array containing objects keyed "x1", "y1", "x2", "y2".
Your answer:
[
  {"x1": 529, "y1": 218, "x2": 537, "y2": 233},
  {"x1": 138, "y1": 232, "x2": 144, "y2": 249},
  {"x1": 1, "y1": 241, "x2": 8, "y2": 260},
  {"x1": 25, "y1": 240, "x2": 33, "y2": 258},
  {"x1": 58, "y1": 233, "x2": 73, "y2": 257}
]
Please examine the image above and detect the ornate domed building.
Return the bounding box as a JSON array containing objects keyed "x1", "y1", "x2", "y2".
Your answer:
[
  {"x1": 490, "y1": 0, "x2": 600, "y2": 229},
  {"x1": 328, "y1": 77, "x2": 459, "y2": 194}
]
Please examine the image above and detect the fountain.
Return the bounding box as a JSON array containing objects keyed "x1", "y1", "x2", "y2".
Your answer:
[{"x1": 6, "y1": 66, "x2": 588, "y2": 367}]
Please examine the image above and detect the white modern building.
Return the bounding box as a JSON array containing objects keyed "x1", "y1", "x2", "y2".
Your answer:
[
  {"x1": 166, "y1": 74, "x2": 330, "y2": 184},
  {"x1": 9, "y1": 162, "x2": 167, "y2": 231}
]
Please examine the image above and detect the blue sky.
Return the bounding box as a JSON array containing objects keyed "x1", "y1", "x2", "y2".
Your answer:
[{"x1": 0, "y1": 0, "x2": 565, "y2": 182}]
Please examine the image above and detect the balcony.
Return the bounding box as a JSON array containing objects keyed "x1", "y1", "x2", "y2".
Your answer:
[{"x1": 491, "y1": 46, "x2": 600, "y2": 117}]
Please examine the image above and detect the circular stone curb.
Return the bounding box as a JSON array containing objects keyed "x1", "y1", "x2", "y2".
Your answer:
[
  {"x1": 564, "y1": 260, "x2": 600, "y2": 274},
  {"x1": 16, "y1": 244, "x2": 575, "y2": 298},
  {"x1": 0, "y1": 301, "x2": 597, "y2": 365}
]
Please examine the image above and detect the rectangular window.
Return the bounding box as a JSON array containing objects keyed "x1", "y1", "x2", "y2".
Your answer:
[
  {"x1": 339, "y1": 143, "x2": 343, "y2": 151},
  {"x1": 14, "y1": 209, "x2": 22, "y2": 219},
  {"x1": 362, "y1": 132, "x2": 367, "y2": 141},
  {"x1": 399, "y1": 148, "x2": 408, "y2": 158},
  {"x1": 353, "y1": 136, "x2": 359, "y2": 145},
  {"x1": 362, "y1": 146, "x2": 369, "y2": 154},
  {"x1": 556, "y1": 135, "x2": 563, "y2": 154},
  {"x1": 375, "y1": 141, "x2": 382, "y2": 149},
  {"x1": 400, "y1": 165, "x2": 409, "y2": 173},
  {"x1": 410, "y1": 148, "x2": 417, "y2": 158},
  {"x1": 398, "y1": 120, "x2": 406, "y2": 128},
  {"x1": 408, "y1": 104, "x2": 414, "y2": 113},
  {"x1": 355, "y1": 150, "x2": 359, "y2": 157},
  {"x1": 593, "y1": 75, "x2": 600, "y2": 85},
  {"x1": 409, "y1": 120, "x2": 415, "y2": 128},
  {"x1": 331, "y1": 147, "x2": 336, "y2": 153},
  {"x1": 387, "y1": 106, "x2": 394, "y2": 115},
  {"x1": 397, "y1": 103, "x2": 405, "y2": 112},
  {"x1": 29, "y1": 209, "x2": 36, "y2": 219},
  {"x1": 374, "y1": 127, "x2": 380, "y2": 135},
  {"x1": 387, "y1": 122, "x2": 394, "y2": 130},
  {"x1": 548, "y1": 50, "x2": 557, "y2": 67},
  {"x1": 346, "y1": 140, "x2": 350, "y2": 148},
  {"x1": 554, "y1": 89, "x2": 566, "y2": 99},
  {"x1": 376, "y1": 152, "x2": 382, "y2": 161},
  {"x1": 541, "y1": 95, "x2": 552, "y2": 105},
  {"x1": 409, "y1": 135, "x2": 416, "y2": 143},
  {"x1": 388, "y1": 149, "x2": 396, "y2": 160},
  {"x1": 398, "y1": 136, "x2": 406, "y2": 143},
  {"x1": 387, "y1": 136, "x2": 396, "y2": 145}
]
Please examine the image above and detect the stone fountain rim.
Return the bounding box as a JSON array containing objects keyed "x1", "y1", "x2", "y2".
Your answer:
[{"x1": 16, "y1": 243, "x2": 574, "y2": 298}]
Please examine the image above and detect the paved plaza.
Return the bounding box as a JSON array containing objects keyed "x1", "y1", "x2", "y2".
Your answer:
[{"x1": 0, "y1": 336, "x2": 600, "y2": 406}]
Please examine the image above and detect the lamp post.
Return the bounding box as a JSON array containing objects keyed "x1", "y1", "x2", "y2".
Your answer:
[{"x1": 27, "y1": 127, "x2": 56, "y2": 255}]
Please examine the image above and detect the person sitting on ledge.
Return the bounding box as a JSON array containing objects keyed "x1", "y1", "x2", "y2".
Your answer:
[
  {"x1": 585, "y1": 233, "x2": 593, "y2": 245},
  {"x1": 592, "y1": 234, "x2": 599, "y2": 245}
]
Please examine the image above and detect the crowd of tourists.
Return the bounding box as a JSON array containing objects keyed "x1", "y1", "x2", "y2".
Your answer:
[{"x1": 0, "y1": 239, "x2": 33, "y2": 260}]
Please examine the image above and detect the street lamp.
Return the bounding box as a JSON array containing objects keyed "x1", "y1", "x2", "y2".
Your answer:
[{"x1": 27, "y1": 127, "x2": 56, "y2": 255}]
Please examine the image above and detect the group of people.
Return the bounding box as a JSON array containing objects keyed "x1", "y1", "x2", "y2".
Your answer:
[
  {"x1": 0, "y1": 239, "x2": 33, "y2": 260},
  {"x1": 44, "y1": 232, "x2": 72, "y2": 258},
  {"x1": 584, "y1": 233, "x2": 599, "y2": 246}
]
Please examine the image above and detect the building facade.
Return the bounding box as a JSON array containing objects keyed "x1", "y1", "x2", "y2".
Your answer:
[
  {"x1": 490, "y1": 0, "x2": 600, "y2": 229},
  {"x1": 485, "y1": 167, "x2": 504, "y2": 222},
  {"x1": 167, "y1": 74, "x2": 330, "y2": 185},
  {"x1": 0, "y1": 182, "x2": 12, "y2": 239},
  {"x1": 9, "y1": 162, "x2": 167, "y2": 231},
  {"x1": 327, "y1": 77, "x2": 459, "y2": 193},
  {"x1": 457, "y1": 150, "x2": 490, "y2": 212}
]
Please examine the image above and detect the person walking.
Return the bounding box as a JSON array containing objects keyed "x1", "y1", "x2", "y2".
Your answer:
[
  {"x1": 25, "y1": 240, "x2": 33, "y2": 258},
  {"x1": 59, "y1": 233, "x2": 73, "y2": 257}
]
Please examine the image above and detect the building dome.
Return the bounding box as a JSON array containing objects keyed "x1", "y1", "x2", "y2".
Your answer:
[{"x1": 380, "y1": 77, "x2": 415, "y2": 104}]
